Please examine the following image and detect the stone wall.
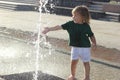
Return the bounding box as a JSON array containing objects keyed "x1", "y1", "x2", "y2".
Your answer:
[{"x1": 103, "y1": 4, "x2": 120, "y2": 13}]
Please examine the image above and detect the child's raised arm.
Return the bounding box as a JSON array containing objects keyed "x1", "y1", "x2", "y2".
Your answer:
[{"x1": 42, "y1": 25, "x2": 62, "y2": 34}]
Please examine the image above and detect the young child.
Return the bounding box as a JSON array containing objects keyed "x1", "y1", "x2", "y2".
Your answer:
[{"x1": 42, "y1": 5, "x2": 96, "y2": 80}]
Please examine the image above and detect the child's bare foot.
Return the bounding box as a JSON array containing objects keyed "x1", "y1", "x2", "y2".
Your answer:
[{"x1": 67, "y1": 75, "x2": 75, "y2": 80}]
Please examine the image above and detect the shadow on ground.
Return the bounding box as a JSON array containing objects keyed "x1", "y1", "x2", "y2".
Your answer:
[
  {"x1": 14, "y1": 5, "x2": 37, "y2": 11},
  {"x1": 0, "y1": 71, "x2": 64, "y2": 80}
]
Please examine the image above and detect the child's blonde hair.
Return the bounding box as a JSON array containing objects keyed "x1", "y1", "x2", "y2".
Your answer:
[{"x1": 72, "y1": 5, "x2": 91, "y2": 24}]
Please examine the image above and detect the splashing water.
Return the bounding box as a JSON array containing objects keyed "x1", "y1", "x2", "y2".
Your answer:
[{"x1": 33, "y1": 0, "x2": 55, "y2": 80}]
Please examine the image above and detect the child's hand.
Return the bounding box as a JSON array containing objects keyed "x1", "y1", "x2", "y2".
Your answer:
[{"x1": 42, "y1": 27, "x2": 50, "y2": 34}]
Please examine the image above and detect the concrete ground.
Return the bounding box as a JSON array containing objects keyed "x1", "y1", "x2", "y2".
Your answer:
[{"x1": 0, "y1": 9, "x2": 120, "y2": 50}]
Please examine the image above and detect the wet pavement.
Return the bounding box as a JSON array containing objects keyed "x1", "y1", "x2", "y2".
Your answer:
[{"x1": 0, "y1": 36, "x2": 120, "y2": 80}]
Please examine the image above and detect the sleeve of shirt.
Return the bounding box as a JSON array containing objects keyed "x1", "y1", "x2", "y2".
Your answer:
[
  {"x1": 87, "y1": 24, "x2": 94, "y2": 37},
  {"x1": 61, "y1": 21, "x2": 71, "y2": 30}
]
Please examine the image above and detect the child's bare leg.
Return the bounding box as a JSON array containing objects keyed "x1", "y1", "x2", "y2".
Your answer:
[
  {"x1": 83, "y1": 62, "x2": 90, "y2": 80},
  {"x1": 68, "y1": 60, "x2": 78, "y2": 80}
]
